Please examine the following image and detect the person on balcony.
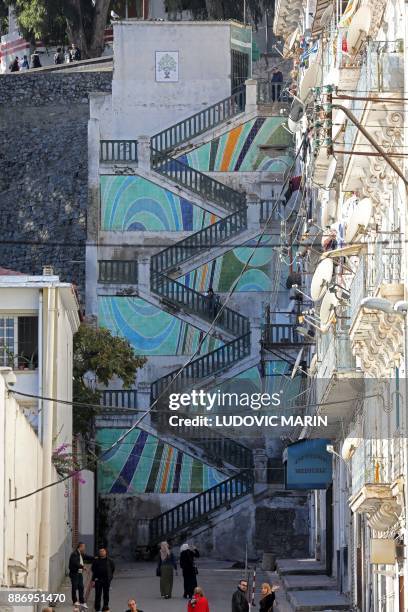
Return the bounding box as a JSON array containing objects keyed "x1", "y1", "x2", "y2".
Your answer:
[
  {"x1": 271, "y1": 67, "x2": 283, "y2": 101},
  {"x1": 157, "y1": 541, "x2": 177, "y2": 599},
  {"x1": 180, "y1": 543, "x2": 200, "y2": 599},
  {"x1": 188, "y1": 587, "x2": 210, "y2": 611}
]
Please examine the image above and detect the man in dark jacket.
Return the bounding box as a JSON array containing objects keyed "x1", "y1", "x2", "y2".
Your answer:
[
  {"x1": 91, "y1": 547, "x2": 115, "y2": 612},
  {"x1": 232, "y1": 579, "x2": 249, "y2": 612},
  {"x1": 69, "y1": 542, "x2": 94, "y2": 605}
]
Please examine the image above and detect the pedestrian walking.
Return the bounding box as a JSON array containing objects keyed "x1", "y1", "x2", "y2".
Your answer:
[
  {"x1": 9, "y1": 57, "x2": 19, "y2": 72},
  {"x1": 54, "y1": 47, "x2": 64, "y2": 65},
  {"x1": 232, "y1": 579, "x2": 249, "y2": 612},
  {"x1": 69, "y1": 542, "x2": 94, "y2": 606},
  {"x1": 206, "y1": 287, "x2": 221, "y2": 320},
  {"x1": 91, "y1": 547, "x2": 115, "y2": 612},
  {"x1": 180, "y1": 543, "x2": 200, "y2": 599},
  {"x1": 156, "y1": 541, "x2": 177, "y2": 599},
  {"x1": 188, "y1": 587, "x2": 210, "y2": 612},
  {"x1": 125, "y1": 597, "x2": 144, "y2": 612},
  {"x1": 30, "y1": 52, "x2": 42, "y2": 68},
  {"x1": 259, "y1": 583, "x2": 279, "y2": 611},
  {"x1": 19, "y1": 55, "x2": 29, "y2": 70},
  {"x1": 70, "y1": 43, "x2": 81, "y2": 62}
]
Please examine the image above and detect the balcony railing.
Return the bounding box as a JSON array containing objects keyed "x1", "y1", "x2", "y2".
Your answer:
[
  {"x1": 100, "y1": 140, "x2": 138, "y2": 162},
  {"x1": 257, "y1": 80, "x2": 291, "y2": 104},
  {"x1": 260, "y1": 200, "x2": 283, "y2": 223},
  {"x1": 348, "y1": 241, "x2": 403, "y2": 323},
  {"x1": 98, "y1": 260, "x2": 138, "y2": 284},
  {"x1": 262, "y1": 323, "x2": 304, "y2": 347},
  {"x1": 99, "y1": 389, "x2": 138, "y2": 409},
  {"x1": 351, "y1": 439, "x2": 387, "y2": 498}
]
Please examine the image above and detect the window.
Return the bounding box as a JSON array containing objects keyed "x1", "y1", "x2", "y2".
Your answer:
[{"x1": 0, "y1": 316, "x2": 38, "y2": 369}]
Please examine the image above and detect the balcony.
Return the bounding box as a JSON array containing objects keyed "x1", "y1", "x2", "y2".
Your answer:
[
  {"x1": 348, "y1": 241, "x2": 404, "y2": 376},
  {"x1": 262, "y1": 323, "x2": 306, "y2": 349},
  {"x1": 349, "y1": 441, "x2": 403, "y2": 532},
  {"x1": 100, "y1": 140, "x2": 138, "y2": 163},
  {"x1": 98, "y1": 260, "x2": 138, "y2": 285},
  {"x1": 311, "y1": 332, "x2": 363, "y2": 436}
]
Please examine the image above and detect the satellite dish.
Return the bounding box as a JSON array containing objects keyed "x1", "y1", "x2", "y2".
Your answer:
[
  {"x1": 345, "y1": 197, "x2": 373, "y2": 243},
  {"x1": 283, "y1": 28, "x2": 299, "y2": 57},
  {"x1": 347, "y1": 6, "x2": 372, "y2": 54},
  {"x1": 311, "y1": 258, "x2": 334, "y2": 302},
  {"x1": 325, "y1": 157, "x2": 337, "y2": 189},
  {"x1": 299, "y1": 62, "x2": 322, "y2": 102},
  {"x1": 320, "y1": 4, "x2": 334, "y2": 28},
  {"x1": 288, "y1": 117, "x2": 301, "y2": 133},
  {"x1": 320, "y1": 290, "x2": 338, "y2": 327},
  {"x1": 289, "y1": 99, "x2": 305, "y2": 123},
  {"x1": 291, "y1": 348, "x2": 304, "y2": 379}
]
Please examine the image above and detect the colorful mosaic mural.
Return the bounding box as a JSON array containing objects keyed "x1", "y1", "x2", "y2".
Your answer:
[
  {"x1": 178, "y1": 235, "x2": 277, "y2": 293},
  {"x1": 100, "y1": 175, "x2": 219, "y2": 231},
  {"x1": 96, "y1": 428, "x2": 226, "y2": 494},
  {"x1": 179, "y1": 118, "x2": 292, "y2": 172},
  {"x1": 98, "y1": 296, "x2": 223, "y2": 356}
]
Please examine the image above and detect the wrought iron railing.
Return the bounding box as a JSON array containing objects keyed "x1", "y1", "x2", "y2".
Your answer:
[
  {"x1": 150, "y1": 332, "x2": 251, "y2": 401},
  {"x1": 99, "y1": 389, "x2": 138, "y2": 408},
  {"x1": 257, "y1": 80, "x2": 291, "y2": 104},
  {"x1": 151, "y1": 273, "x2": 249, "y2": 337},
  {"x1": 151, "y1": 208, "x2": 247, "y2": 273},
  {"x1": 98, "y1": 260, "x2": 138, "y2": 284},
  {"x1": 260, "y1": 200, "x2": 282, "y2": 223},
  {"x1": 100, "y1": 140, "x2": 138, "y2": 162},
  {"x1": 151, "y1": 148, "x2": 246, "y2": 212},
  {"x1": 149, "y1": 471, "x2": 254, "y2": 543},
  {"x1": 262, "y1": 323, "x2": 304, "y2": 346},
  {"x1": 151, "y1": 86, "x2": 246, "y2": 153}
]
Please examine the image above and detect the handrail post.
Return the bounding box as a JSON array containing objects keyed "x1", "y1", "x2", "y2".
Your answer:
[{"x1": 137, "y1": 135, "x2": 151, "y2": 171}]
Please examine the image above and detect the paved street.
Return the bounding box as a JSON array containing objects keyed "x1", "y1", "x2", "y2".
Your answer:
[{"x1": 58, "y1": 559, "x2": 290, "y2": 612}]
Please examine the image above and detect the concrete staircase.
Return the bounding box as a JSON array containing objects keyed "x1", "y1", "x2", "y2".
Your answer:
[{"x1": 275, "y1": 559, "x2": 350, "y2": 611}]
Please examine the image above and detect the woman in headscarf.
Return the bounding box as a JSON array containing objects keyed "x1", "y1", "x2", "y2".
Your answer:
[
  {"x1": 180, "y1": 543, "x2": 200, "y2": 599},
  {"x1": 157, "y1": 541, "x2": 177, "y2": 599},
  {"x1": 259, "y1": 582, "x2": 279, "y2": 611}
]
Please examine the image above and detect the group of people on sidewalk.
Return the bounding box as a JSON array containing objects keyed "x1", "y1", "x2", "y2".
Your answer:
[
  {"x1": 8, "y1": 43, "x2": 81, "y2": 72},
  {"x1": 68, "y1": 541, "x2": 279, "y2": 611}
]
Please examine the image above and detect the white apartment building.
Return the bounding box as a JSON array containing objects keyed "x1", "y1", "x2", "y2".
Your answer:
[
  {"x1": 273, "y1": 0, "x2": 408, "y2": 609},
  {"x1": 0, "y1": 268, "x2": 80, "y2": 592}
]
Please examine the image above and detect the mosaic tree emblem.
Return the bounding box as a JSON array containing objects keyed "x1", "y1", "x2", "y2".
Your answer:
[{"x1": 155, "y1": 51, "x2": 179, "y2": 82}]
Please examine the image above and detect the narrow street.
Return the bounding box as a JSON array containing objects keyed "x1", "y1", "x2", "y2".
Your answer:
[{"x1": 58, "y1": 559, "x2": 290, "y2": 612}]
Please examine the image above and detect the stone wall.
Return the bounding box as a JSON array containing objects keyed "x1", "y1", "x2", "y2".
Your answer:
[{"x1": 0, "y1": 70, "x2": 112, "y2": 292}]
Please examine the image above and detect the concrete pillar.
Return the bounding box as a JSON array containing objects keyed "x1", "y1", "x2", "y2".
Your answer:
[
  {"x1": 245, "y1": 79, "x2": 258, "y2": 113},
  {"x1": 254, "y1": 448, "x2": 268, "y2": 484},
  {"x1": 247, "y1": 195, "x2": 261, "y2": 232},
  {"x1": 138, "y1": 256, "x2": 151, "y2": 294},
  {"x1": 137, "y1": 135, "x2": 152, "y2": 172},
  {"x1": 250, "y1": 319, "x2": 262, "y2": 356}
]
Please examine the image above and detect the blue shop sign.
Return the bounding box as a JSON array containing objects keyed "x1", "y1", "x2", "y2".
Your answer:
[{"x1": 284, "y1": 439, "x2": 332, "y2": 490}]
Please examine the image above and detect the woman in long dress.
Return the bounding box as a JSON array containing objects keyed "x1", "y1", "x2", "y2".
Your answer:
[
  {"x1": 180, "y1": 543, "x2": 200, "y2": 599},
  {"x1": 157, "y1": 541, "x2": 177, "y2": 599}
]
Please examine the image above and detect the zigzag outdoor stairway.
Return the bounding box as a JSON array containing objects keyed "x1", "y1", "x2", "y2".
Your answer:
[{"x1": 149, "y1": 97, "x2": 252, "y2": 403}]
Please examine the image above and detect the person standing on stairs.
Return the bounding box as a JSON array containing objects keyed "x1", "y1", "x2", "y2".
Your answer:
[
  {"x1": 232, "y1": 579, "x2": 249, "y2": 612},
  {"x1": 206, "y1": 287, "x2": 221, "y2": 321},
  {"x1": 157, "y1": 541, "x2": 177, "y2": 599},
  {"x1": 180, "y1": 542, "x2": 200, "y2": 599}
]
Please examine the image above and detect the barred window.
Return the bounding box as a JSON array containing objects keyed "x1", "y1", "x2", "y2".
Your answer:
[{"x1": 0, "y1": 316, "x2": 38, "y2": 369}]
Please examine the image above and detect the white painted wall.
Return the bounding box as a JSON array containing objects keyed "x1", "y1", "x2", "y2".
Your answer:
[{"x1": 110, "y1": 21, "x2": 234, "y2": 137}]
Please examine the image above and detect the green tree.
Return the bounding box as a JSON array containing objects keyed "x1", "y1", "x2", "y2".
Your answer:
[
  {"x1": 0, "y1": 0, "x2": 111, "y2": 57},
  {"x1": 73, "y1": 324, "x2": 146, "y2": 436}
]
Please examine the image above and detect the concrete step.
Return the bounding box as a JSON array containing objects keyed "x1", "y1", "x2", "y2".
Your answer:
[
  {"x1": 276, "y1": 558, "x2": 327, "y2": 576},
  {"x1": 287, "y1": 589, "x2": 350, "y2": 611},
  {"x1": 282, "y1": 574, "x2": 337, "y2": 592}
]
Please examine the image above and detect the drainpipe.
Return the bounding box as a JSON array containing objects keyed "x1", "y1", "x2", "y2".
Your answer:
[
  {"x1": 38, "y1": 291, "x2": 43, "y2": 439},
  {"x1": 37, "y1": 286, "x2": 56, "y2": 590}
]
